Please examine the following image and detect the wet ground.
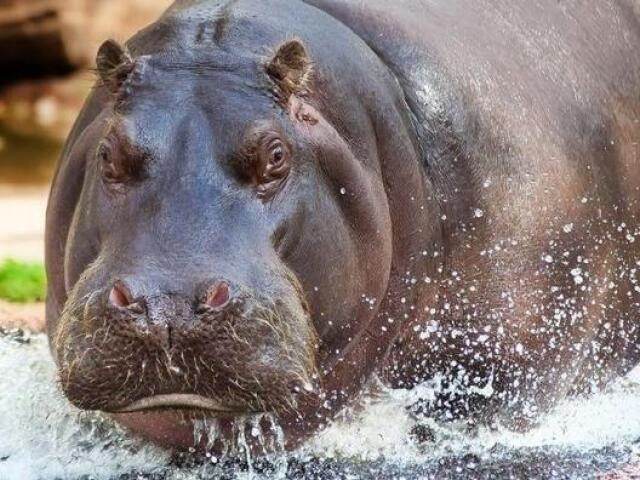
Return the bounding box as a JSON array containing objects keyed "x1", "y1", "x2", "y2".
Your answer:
[
  {"x1": 1, "y1": 328, "x2": 640, "y2": 480},
  {"x1": 111, "y1": 446, "x2": 637, "y2": 479}
]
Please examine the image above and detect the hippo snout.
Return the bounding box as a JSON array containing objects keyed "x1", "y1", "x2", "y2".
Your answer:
[
  {"x1": 109, "y1": 278, "x2": 231, "y2": 312},
  {"x1": 53, "y1": 270, "x2": 319, "y2": 418},
  {"x1": 104, "y1": 279, "x2": 235, "y2": 350}
]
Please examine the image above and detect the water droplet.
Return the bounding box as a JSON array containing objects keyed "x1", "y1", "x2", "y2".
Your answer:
[{"x1": 571, "y1": 268, "x2": 584, "y2": 285}]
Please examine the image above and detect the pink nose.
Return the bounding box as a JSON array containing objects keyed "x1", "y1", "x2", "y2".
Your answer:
[
  {"x1": 109, "y1": 281, "x2": 134, "y2": 308},
  {"x1": 108, "y1": 279, "x2": 232, "y2": 312},
  {"x1": 205, "y1": 280, "x2": 231, "y2": 309}
]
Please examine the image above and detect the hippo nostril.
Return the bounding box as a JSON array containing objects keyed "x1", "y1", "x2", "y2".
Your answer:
[
  {"x1": 108, "y1": 281, "x2": 140, "y2": 311},
  {"x1": 204, "y1": 281, "x2": 231, "y2": 310}
]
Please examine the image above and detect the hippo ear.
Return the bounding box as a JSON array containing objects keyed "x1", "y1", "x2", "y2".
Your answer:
[
  {"x1": 265, "y1": 40, "x2": 313, "y2": 103},
  {"x1": 96, "y1": 39, "x2": 134, "y2": 95}
]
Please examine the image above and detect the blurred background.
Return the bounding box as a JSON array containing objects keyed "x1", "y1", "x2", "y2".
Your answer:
[{"x1": 0, "y1": 0, "x2": 171, "y2": 326}]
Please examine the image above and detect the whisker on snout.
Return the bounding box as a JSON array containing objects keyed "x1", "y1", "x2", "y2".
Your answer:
[{"x1": 53, "y1": 277, "x2": 319, "y2": 416}]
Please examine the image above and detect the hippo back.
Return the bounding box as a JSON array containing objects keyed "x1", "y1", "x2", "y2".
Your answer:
[{"x1": 306, "y1": 0, "x2": 640, "y2": 223}]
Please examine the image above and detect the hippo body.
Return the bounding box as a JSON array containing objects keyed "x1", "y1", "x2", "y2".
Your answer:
[{"x1": 46, "y1": 0, "x2": 640, "y2": 448}]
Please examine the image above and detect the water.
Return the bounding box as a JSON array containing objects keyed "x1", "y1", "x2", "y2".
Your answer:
[{"x1": 1, "y1": 328, "x2": 639, "y2": 480}]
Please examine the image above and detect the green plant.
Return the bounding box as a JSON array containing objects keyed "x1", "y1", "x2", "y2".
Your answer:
[{"x1": 0, "y1": 259, "x2": 46, "y2": 303}]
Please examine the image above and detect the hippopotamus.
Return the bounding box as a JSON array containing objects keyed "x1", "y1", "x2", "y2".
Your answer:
[{"x1": 45, "y1": 0, "x2": 640, "y2": 450}]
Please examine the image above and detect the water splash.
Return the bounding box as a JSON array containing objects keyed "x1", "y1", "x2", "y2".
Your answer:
[
  {"x1": 0, "y1": 330, "x2": 168, "y2": 479},
  {"x1": 306, "y1": 372, "x2": 640, "y2": 463},
  {"x1": 1, "y1": 331, "x2": 639, "y2": 479}
]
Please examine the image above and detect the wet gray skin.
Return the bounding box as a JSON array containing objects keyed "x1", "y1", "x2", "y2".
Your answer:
[{"x1": 45, "y1": 0, "x2": 640, "y2": 450}]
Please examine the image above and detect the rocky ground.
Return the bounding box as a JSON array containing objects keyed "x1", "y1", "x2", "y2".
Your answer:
[{"x1": 0, "y1": 0, "x2": 172, "y2": 137}]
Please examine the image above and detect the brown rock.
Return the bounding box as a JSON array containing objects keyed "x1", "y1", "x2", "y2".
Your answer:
[{"x1": 0, "y1": 0, "x2": 90, "y2": 83}]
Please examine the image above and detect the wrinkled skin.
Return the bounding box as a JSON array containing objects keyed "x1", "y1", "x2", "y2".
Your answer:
[{"x1": 46, "y1": 0, "x2": 640, "y2": 450}]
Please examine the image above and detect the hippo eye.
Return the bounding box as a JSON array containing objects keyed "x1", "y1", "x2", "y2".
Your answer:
[
  {"x1": 98, "y1": 145, "x2": 120, "y2": 184},
  {"x1": 266, "y1": 139, "x2": 287, "y2": 172},
  {"x1": 255, "y1": 136, "x2": 291, "y2": 200},
  {"x1": 98, "y1": 141, "x2": 147, "y2": 191},
  {"x1": 271, "y1": 145, "x2": 284, "y2": 165}
]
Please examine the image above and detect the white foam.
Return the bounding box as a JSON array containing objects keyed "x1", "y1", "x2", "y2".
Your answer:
[
  {"x1": 2, "y1": 332, "x2": 640, "y2": 479},
  {"x1": 0, "y1": 332, "x2": 168, "y2": 480},
  {"x1": 307, "y1": 370, "x2": 640, "y2": 463}
]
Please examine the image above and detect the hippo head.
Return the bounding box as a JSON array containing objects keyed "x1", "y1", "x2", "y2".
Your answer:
[{"x1": 46, "y1": 0, "x2": 435, "y2": 451}]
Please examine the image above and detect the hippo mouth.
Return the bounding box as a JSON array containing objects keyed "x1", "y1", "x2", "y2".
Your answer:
[
  {"x1": 54, "y1": 268, "x2": 318, "y2": 424},
  {"x1": 112, "y1": 394, "x2": 242, "y2": 413}
]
